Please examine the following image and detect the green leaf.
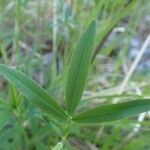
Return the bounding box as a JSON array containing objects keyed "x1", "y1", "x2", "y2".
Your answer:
[
  {"x1": 142, "y1": 84, "x2": 150, "y2": 96},
  {"x1": 0, "y1": 108, "x2": 11, "y2": 130},
  {"x1": 73, "y1": 99, "x2": 150, "y2": 124},
  {"x1": 65, "y1": 20, "x2": 96, "y2": 114},
  {"x1": 0, "y1": 64, "x2": 67, "y2": 122},
  {"x1": 0, "y1": 97, "x2": 9, "y2": 108}
]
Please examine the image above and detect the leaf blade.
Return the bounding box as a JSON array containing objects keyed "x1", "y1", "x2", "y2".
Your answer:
[
  {"x1": 0, "y1": 108, "x2": 11, "y2": 130},
  {"x1": 0, "y1": 64, "x2": 67, "y2": 122},
  {"x1": 73, "y1": 99, "x2": 150, "y2": 124},
  {"x1": 66, "y1": 20, "x2": 96, "y2": 114}
]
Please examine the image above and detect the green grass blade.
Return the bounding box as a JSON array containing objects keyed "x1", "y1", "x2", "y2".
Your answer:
[
  {"x1": 0, "y1": 64, "x2": 67, "y2": 122},
  {"x1": 73, "y1": 99, "x2": 150, "y2": 124},
  {"x1": 65, "y1": 20, "x2": 96, "y2": 114}
]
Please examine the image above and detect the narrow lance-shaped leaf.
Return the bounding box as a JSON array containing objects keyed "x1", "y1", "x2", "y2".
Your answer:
[
  {"x1": 66, "y1": 20, "x2": 96, "y2": 114},
  {"x1": 0, "y1": 64, "x2": 67, "y2": 122},
  {"x1": 73, "y1": 99, "x2": 150, "y2": 124}
]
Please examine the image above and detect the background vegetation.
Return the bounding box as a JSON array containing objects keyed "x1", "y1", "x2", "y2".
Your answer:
[{"x1": 0, "y1": 0, "x2": 150, "y2": 149}]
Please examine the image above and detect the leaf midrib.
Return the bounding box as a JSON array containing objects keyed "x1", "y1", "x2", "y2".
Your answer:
[
  {"x1": 74, "y1": 102, "x2": 150, "y2": 120},
  {"x1": 69, "y1": 41, "x2": 87, "y2": 113}
]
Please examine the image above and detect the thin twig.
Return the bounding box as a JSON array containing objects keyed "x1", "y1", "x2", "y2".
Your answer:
[{"x1": 119, "y1": 34, "x2": 150, "y2": 94}]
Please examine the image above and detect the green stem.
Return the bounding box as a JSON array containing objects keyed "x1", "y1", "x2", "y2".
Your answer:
[
  {"x1": 51, "y1": 0, "x2": 58, "y2": 79},
  {"x1": 14, "y1": 0, "x2": 21, "y2": 65},
  {"x1": 62, "y1": 116, "x2": 72, "y2": 142},
  {"x1": 17, "y1": 107, "x2": 30, "y2": 150},
  {"x1": 0, "y1": 44, "x2": 9, "y2": 64}
]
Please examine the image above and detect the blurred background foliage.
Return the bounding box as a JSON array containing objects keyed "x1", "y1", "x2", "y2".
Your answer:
[{"x1": 0, "y1": 0, "x2": 150, "y2": 149}]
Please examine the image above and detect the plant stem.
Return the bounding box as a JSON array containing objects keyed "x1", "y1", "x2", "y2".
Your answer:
[
  {"x1": 62, "y1": 116, "x2": 72, "y2": 142},
  {"x1": 51, "y1": 0, "x2": 58, "y2": 78},
  {"x1": 0, "y1": 44, "x2": 9, "y2": 64},
  {"x1": 14, "y1": 0, "x2": 21, "y2": 65},
  {"x1": 119, "y1": 34, "x2": 150, "y2": 94},
  {"x1": 16, "y1": 107, "x2": 30, "y2": 150}
]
